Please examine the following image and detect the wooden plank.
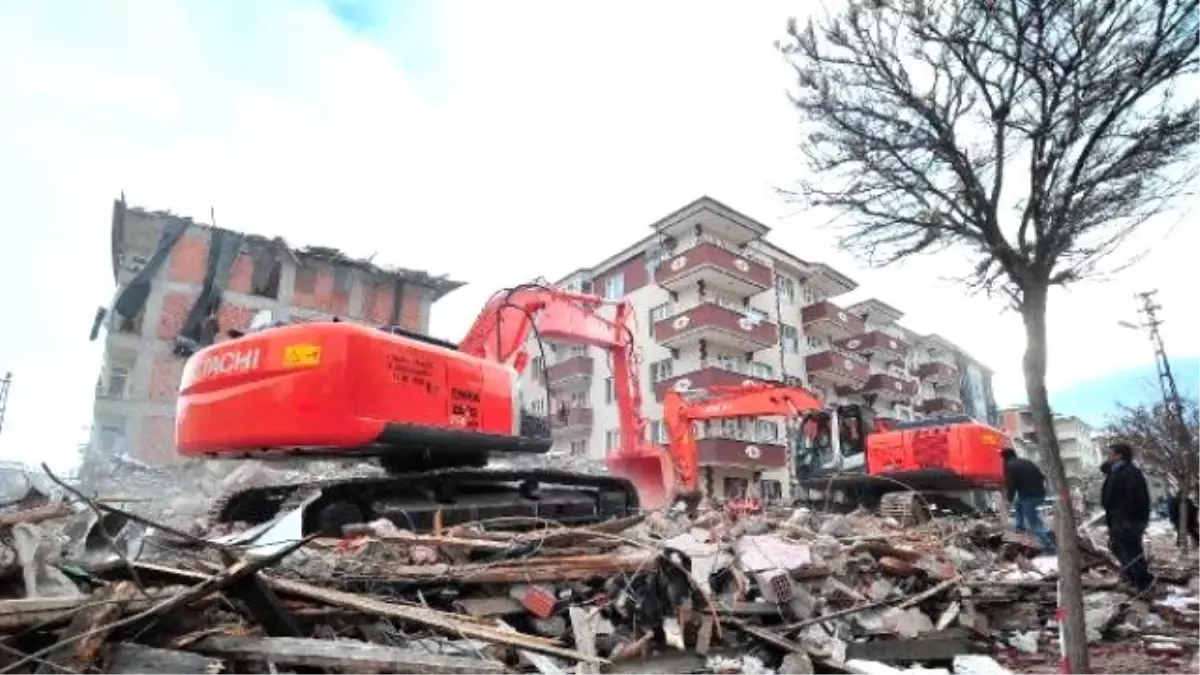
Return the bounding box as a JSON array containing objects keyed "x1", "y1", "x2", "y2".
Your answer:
[
  {"x1": 192, "y1": 636, "x2": 506, "y2": 674},
  {"x1": 0, "y1": 503, "x2": 70, "y2": 529},
  {"x1": 36, "y1": 582, "x2": 138, "y2": 674},
  {"x1": 0, "y1": 587, "x2": 194, "y2": 630},
  {"x1": 103, "y1": 643, "x2": 222, "y2": 675},
  {"x1": 569, "y1": 607, "x2": 600, "y2": 675},
  {"x1": 264, "y1": 576, "x2": 605, "y2": 664}
]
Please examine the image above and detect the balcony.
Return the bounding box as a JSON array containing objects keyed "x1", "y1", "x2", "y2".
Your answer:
[
  {"x1": 918, "y1": 397, "x2": 964, "y2": 415},
  {"x1": 655, "y1": 242, "x2": 773, "y2": 296},
  {"x1": 916, "y1": 361, "x2": 958, "y2": 385},
  {"x1": 653, "y1": 366, "x2": 771, "y2": 401},
  {"x1": 801, "y1": 301, "x2": 865, "y2": 341},
  {"x1": 837, "y1": 331, "x2": 909, "y2": 362},
  {"x1": 654, "y1": 303, "x2": 779, "y2": 351},
  {"x1": 855, "y1": 373, "x2": 918, "y2": 402},
  {"x1": 546, "y1": 356, "x2": 593, "y2": 384},
  {"x1": 696, "y1": 438, "x2": 788, "y2": 470},
  {"x1": 805, "y1": 350, "x2": 870, "y2": 387},
  {"x1": 550, "y1": 407, "x2": 594, "y2": 433}
]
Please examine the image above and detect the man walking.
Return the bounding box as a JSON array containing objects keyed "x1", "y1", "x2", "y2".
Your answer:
[
  {"x1": 1002, "y1": 448, "x2": 1056, "y2": 553},
  {"x1": 1101, "y1": 443, "x2": 1155, "y2": 593}
]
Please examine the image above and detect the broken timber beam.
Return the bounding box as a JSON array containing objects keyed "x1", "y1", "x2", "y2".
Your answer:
[{"x1": 191, "y1": 636, "x2": 506, "y2": 674}]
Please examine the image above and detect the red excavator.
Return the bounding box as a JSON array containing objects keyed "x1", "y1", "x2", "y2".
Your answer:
[
  {"x1": 176, "y1": 283, "x2": 673, "y2": 535},
  {"x1": 659, "y1": 382, "x2": 1007, "y2": 518}
]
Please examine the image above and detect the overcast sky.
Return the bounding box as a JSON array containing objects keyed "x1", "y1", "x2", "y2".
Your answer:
[{"x1": 0, "y1": 0, "x2": 1194, "y2": 470}]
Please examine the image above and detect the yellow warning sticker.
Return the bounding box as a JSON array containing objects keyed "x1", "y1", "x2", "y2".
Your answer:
[{"x1": 283, "y1": 344, "x2": 322, "y2": 367}]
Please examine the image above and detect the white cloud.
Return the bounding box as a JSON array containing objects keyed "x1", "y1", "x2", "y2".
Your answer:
[{"x1": 0, "y1": 0, "x2": 1193, "y2": 469}]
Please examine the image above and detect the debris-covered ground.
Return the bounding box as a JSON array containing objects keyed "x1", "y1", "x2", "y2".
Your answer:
[{"x1": 0, "y1": 462, "x2": 1196, "y2": 674}]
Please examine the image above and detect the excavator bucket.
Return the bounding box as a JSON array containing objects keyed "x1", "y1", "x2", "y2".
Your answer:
[{"x1": 606, "y1": 448, "x2": 675, "y2": 512}]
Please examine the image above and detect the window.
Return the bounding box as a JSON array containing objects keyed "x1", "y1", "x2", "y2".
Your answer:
[
  {"x1": 649, "y1": 420, "x2": 668, "y2": 443},
  {"x1": 775, "y1": 276, "x2": 796, "y2": 304},
  {"x1": 807, "y1": 335, "x2": 824, "y2": 349},
  {"x1": 295, "y1": 264, "x2": 319, "y2": 294},
  {"x1": 104, "y1": 365, "x2": 130, "y2": 399},
  {"x1": 649, "y1": 303, "x2": 672, "y2": 324},
  {"x1": 568, "y1": 390, "x2": 590, "y2": 407},
  {"x1": 569, "y1": 439, "x2": 589, "y2": 456},
  {"x1": 724, "y1": 477, "x2": 749, "y2": 499},
  {"x1": 802, "y1": 286, "x2": 823, "y2": 305},
  {"x1": 96, "y1": 418, "x2": 127, "y2": 454},
  {"x1": 745, "y1": 307, "x2": 769, "y2": 324},
  {"x1": 649, "y1": 359, "x2": 673, "y2": 383},
  {"x1": 250, "y1": 254, "x2": 282, "y2": 299},
  {"x1": 604, "y1": 274, "x2": 625, "y2": 300},
  {"x1": 531, "y1": 399, "x2": 545, "y2": 415},
  {"x1": 782, "y1": 325, "x2": 799, "y2": 353},
  {"x1": 605, "y1": 429, "x2": 621, "y2": 449},
  {"x1": 531, "y1": 356, "x2": 545, "y2": 379},
  {"x1": 714, "y1": 354, "x2": 737, "y2": 371},
  {"x1": 605, "y1": 377, "x2": 615, "y2": 404},
  {"x1": 756, "y1": 420, "x2": 779, "y2": 443},
  {"x1": 332, "y1": 266, "x2": 354, "y2": 298},
  {"x1": 751, "y1": 362, "x2": 774, "y2": 379},
  {"x1": 761, "y1": 480, "x2": 783, "y2": 503}
]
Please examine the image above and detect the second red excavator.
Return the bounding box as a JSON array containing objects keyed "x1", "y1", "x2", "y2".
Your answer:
[{"x1": 659, "y1": 382, "x2": 1008, "y2": 516}]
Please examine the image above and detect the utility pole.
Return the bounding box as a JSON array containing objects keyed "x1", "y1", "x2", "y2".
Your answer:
[
  {"x1": 1128, "y1": 291, "x2": 1194, "y2": 552},
  {"x1": 0, "y1": 372, "x2": 11, "y2": 437}
]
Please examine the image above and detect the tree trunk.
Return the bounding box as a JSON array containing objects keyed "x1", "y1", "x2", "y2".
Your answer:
[{"x1": 1020, "y1": 284, "x2": 1090, "y2": 673}]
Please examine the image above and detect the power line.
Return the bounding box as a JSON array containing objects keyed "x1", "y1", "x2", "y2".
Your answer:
[{"x1": 0, "y1": 372, "x2": 11, "y2": 437}]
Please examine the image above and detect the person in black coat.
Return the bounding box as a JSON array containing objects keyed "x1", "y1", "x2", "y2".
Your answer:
[
  {"x1": 1166, "y1": 494, "x2": 1200, "y2": 547},
  {"x1": 1100, "y1": 443, "x2": 1155, "y2": 592}
]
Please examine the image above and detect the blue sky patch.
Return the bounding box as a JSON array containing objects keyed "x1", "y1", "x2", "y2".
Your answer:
[{"x1": 1049, "y1": 356, "x2": 1199, "y2": 426}]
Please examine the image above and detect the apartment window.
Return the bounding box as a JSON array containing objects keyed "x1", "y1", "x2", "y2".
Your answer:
[
  {"x1": 761, "y1": 480, "x2": 783, "y2": 503},
  {"x1": 568, "y1": 390, "x2": 590, "y2": 407},
  {"x1": 775, "y1": 276, "x2": 796, "y2": 304},
  {"x1": 807, "y1": 335, "x2": 824, "y2": 349},
  {"x1": 569, "y1": 439, "x2": 589, "y2": 456},
  {"x1": 104, "y1": 365, "x2": 130, "y2": 399},
  {"x1": 96, "y1": 418, "x2": 127, "y2": 454},
  {"x1": 649, "y1": 359, "x2": 674, "y2": 383},
  {"x1": 530, "y1": 356, "x2": 545, "y2": 378},
  {"x1": 724, "y1": 477, "x2": 749, "y2": 499},
  {"x1": 332, "y1": 266, "x2": 354, "y2": 298},
  {"x1": 649, "y1": 303, "x2": 672, "y2": 325},
  {"x1": 802, "y1": 286, "x2": 823, "y2": 305},
  {"x1": 604, "y1": 274, "x2": 625, "y2": 300},
  {"x1": 649, "y1": 420, "x2": 668, "y2": 443},
  {"x1": 782, "y1": 325, "x2": 799, "y2": 354},
  {"x1": 568, "y1": 345, "x2": 587, "y2": 357},
  {"x1": 756, "y1": 420, "x2": 779, "y2": 443},
  {"x1": 751, "y1": 362, "x2": 774, "y2": 379},
  {"x1": 250, "y1": 254, "x2": 282, "y2": 299},
  {"x1": 605, "y1": 429, "x2": 621, "y2": 449},
  {"x1": 605, "y1": 377, "x2": 615, "y2": 404},
  {"x1": 745, "y1": 307, "x2": 769, "y2": 324},
  {"x1": 714, "y1": 354, "x2": 737, "y2": 371},
  {"x1": 531, "y1": 399, "x2": 545, "y2": 415}
]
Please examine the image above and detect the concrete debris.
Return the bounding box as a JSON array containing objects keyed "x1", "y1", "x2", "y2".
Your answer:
[{"x1": 0, "y1": 468, "x2": 1195, "y2": 674}]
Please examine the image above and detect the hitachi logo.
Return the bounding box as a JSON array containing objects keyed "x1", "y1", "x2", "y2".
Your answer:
[{"x1": 197, "y1": 347, "x2": 262, "y2": 378}]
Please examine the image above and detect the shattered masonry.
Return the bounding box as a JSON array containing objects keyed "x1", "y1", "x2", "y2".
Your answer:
[{"x1": 87, "y1": 197, "x2": 464, "y2": 467}]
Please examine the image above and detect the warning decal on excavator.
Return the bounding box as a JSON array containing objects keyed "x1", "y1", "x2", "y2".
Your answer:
[{"x1": 283, "y1": 344, "x2": 322, "y2": 367}]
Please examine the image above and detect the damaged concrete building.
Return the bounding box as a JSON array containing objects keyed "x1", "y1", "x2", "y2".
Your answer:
[{"x1": 86, "y1": 197, "x2": 462, "y2": 466}]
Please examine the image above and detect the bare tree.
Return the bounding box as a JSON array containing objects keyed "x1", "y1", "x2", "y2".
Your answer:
[
  {"x1": 1107, "y1": 397, "x2": 1200, "y2": 499},
  {"x1": 778, "y1": 0, "x2": 1197, "y2": 670}
]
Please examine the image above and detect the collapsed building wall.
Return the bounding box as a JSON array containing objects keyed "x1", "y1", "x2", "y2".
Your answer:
[{"x1": 85, "y1": 197, "x2": 463, "y2": 471}]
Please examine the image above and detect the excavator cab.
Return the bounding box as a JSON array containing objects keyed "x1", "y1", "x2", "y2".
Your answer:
[{"x1": 794, "y1": 405, "x2": 872, "y2": 479}]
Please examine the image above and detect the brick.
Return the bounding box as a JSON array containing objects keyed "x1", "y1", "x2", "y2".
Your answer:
[
  {"x1": 137, "y1": 414, "x2": 178, "y2": 465},
  {"x1": 157, "y1": 292, "x2": 197, "y2": 340},
  {"x1": 400, "y1": 285, "x2": 424, "y2": 331},
  {"x1": 361, "y1": 280, "x2": 395, "y2": 325},
  {"x1": 292, "y1": 265, "x2": 350, "y2": 316},
  {"x1": 148, "y1": 356, "x2": 185, "y2": 402},
  {"x1": 225, "y1": 252, "x2": 256, "y2": 295},
  {"x1": 216, "y1": 303, "x2": 257, "y2": 336},
  {"x1": 167, "y1": 233, "x2": 208, "y2": 284}
]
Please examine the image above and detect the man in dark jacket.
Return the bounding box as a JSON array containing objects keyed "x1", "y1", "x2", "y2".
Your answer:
[
  {"x1": 1002, "y1": 448, "x2": 1056, "y2": 552},
  {"x1": 1166, "y1": 494, "x2": 1199, "y2": 548},
  {"x1": 1101, "y1": 443, "x2": 1155, "y2": 592}
]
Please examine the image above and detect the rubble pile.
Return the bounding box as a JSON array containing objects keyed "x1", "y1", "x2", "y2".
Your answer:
[{"x1": 0, "y1": 478, "x2": 1196, "y2": 674}]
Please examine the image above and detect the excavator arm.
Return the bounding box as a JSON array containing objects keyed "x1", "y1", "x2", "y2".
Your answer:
[
  {"x1": 662, "y1": 383, "x2": 824, "y2": 497},
  {"x1": 457, "y1": 283, "x2": 673, "y2": 508}
]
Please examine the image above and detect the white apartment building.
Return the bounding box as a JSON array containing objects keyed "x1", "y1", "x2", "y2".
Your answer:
[
  {"x1": 524, "y1": 197, "x2": 998, "y2": 503},
  {"x1": 1000, "y1": 406, "x2": 1104, "y2": 482}
]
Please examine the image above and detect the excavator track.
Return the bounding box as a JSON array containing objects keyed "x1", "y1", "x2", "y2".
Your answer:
[{"x1": 210, "y1": 467, "x2": 641, "y2": 536}]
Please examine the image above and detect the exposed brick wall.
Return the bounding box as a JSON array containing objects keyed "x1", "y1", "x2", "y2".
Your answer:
[
  {"x1": 226, "y1": 252, "x2": 256, "y2": 295},
  {"x1": 148, "y1": 356, "x2": 185, "y2": 402},
  {"x1": 217, "y1": 303, "x2": 256, "y2": 336},
  {"x1": 400, "y1": 285, "x2": 424, "y2": 331},
  {"x1": 137, "y1": 415, "x2": 178, "y2": 465},
  {"x1": 157, "y1": 292, "x2": 197, "y2": 340},
  {"x1": 361, "y1": 280, "x2": 395, "y2": 325},
  {"x1": 167, "y1": 234, "x2": 209, "y2": 285},
  {"x1": 292, "y1": 264, "x2": 351, "y2": 315}
]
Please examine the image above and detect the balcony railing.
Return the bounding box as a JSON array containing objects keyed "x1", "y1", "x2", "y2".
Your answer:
[
  {"x1": 918, "y1": 397, "x2": 964, "y2": 415},
  {"x1": 801, "y1": 301, "x2": 864, "y2": 340},
  {"x1": 916, "y1": 361, "x2": 958, "y2": 384},
  {"x1": 546, "y1": 356, "x2": 593, "y2": 384},
  {"x1": 550, "y1": 406, "x2": 594, "y2": 431},
  {"x1": 805, "y1": 350, "x2": 870, "y2": 387},
  {"x1": 653, "y1": 302, "x2": 779, "y2": 350},
  {"x1": 837, "y1": 331, "x2": 910, "y2": 362},
  {"x1": 653, "y1": 365, "x2": 773, "y2": 400},
  {"x1": 692, "y1": 438, "x2": 787, "y2": 469},
  {"x1": 856, "y1": 373, "x2": 919, "y2": 400},
  {"x1": 655, "y1": 239, "x2": 773, "y2": 295}
]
